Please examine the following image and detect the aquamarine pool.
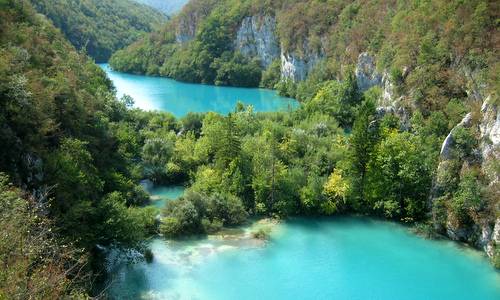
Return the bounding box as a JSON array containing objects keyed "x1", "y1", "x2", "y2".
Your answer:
[
  {"x1": 99, "y1": 64, "x2": 298, "y2": 117},
  {"x1": 107, "y1": 217, "x2": 500, "y2": 300}
]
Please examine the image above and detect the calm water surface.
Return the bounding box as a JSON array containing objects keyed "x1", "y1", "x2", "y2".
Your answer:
[
  {"x1": 143, "y1": 184, "x2": 185, "y2": 209},
  {"x1": 108, "y1": 215, "x2": 500, "y2": 299},
  {"x1": 99, "y1": 64, "x2": 298, "y2": 117}
]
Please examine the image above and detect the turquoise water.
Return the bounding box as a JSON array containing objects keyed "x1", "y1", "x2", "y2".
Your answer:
[
  {"x1": 99, "y1": 64, "x2": 298, "y2": 117},
  {"x1": 145, "y1": 185, "x2": 185, "y2": 209},
  {"x1": 107, "y1": 217, "x2": 500, "y2": 300}
]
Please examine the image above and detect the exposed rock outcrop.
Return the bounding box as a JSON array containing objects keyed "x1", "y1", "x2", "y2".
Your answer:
[
  {"x1": 235, "y1": 15, "x2": 280, "y2": 68},
  {"x1": 175, "y1": 2, "x2": 217, "y2": 43},
  {"x1": 429, "y1": 93, "x2": 499, "y2": 260},
  {"x1": 480, "y1": 96, "x2": 500, "y2": 163},
  {"x1": 355, "y1": 52, "x2": 396, "y2": 105},
  {"x1": 355, "y1": 52, "x2": 382, "y2": 92},
  {"x1": 280, "y1": 47, "x2": 323, "y2": 81},
  {"x1": 439, "y1": 113, "x2": 473, "y2": 160}
]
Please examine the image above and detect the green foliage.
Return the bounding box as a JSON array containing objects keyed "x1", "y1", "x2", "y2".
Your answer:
[
  {"x1": 322, "y1": 169, "x2": 351, "y2": 215},
  {"x1": 305, "y1": 71, "x2": 360, "y2": 127},
  {"x1": 160, "y1": 190, "x2": 247, "y2": 237},
  {"x1": 450, "y1": 170, "x2": 483, "y2": 224},
  {"x1": 142, "y1": 136, "x2": 175, "y2": 182},
  {"x1": 30, "y1": 0, "x2": 166, "y2": 62},
  {"x1": 347, "y1": 96, "x2": 378, "y2": 207},
  {"x1": 275, "y1": 78, "x2": 297, "y2": 98},
  {"x1": 213, "y1": 52, "x2": 262, "y2": 87},
  {"x1": 0, "y1": 173, "x2": 86, "y2": 298},
  {"x1": 365, "y1": 131, "x2": 433, "y2": 221},
  {"x1": 3, "y1": 0, "x2": 499, "y2": 289},
  {"x1": 0, "y1": 2, "x2": 168, "y2": 296},
  {"x1": 260, "y1": 59, "x2": 282, "y2": 89},
  {"x1": 493, "y1": 246, "x2": 500, "y2": 269},
  {"x1": 452, "y1": 127, "x2": 478, "y2": 160}
]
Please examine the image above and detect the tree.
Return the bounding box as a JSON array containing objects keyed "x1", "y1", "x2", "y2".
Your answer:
[
  {"x1": 251, "y1": 130, "x2": 290, "y2": 215},
  {"x1": 142, "y1": 136, "x2": 174, "y2": 182},
  {"x1": 365, "y1": 131, "x2": 432, "y2": 221},
  {"x1": 348, "y1": 96, "x2": 378, "y2": 207},
  {"x1": 322, "y1": 169, "x2": 351, "y2": 214},
  {"x1": 305, "y1": 73, "x2": 360, "y2": 127}
]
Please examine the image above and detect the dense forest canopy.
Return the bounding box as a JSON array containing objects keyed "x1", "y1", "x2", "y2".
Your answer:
[
  {"x1": 0, "y1": 0, "x2": 499, "y2": 298},
  {"x1": 30, "y1": 0, "x2": 167, "y2": 62},
  {"x1": 0, "y1": 0, "x2": 158, "y2": 296}
]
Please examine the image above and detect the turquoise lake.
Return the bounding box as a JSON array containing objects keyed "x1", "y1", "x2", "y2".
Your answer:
[
  {"x1": 107, "y1": 187, "x2": 500, "y2": 300},
  {"x1": 99, "y1": 64, "x2": 298, "y2": 117}
]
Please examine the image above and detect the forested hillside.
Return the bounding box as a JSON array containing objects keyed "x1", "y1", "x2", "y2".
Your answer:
[
  {"x1": 0, "y1": 0, "x2": 160, "y2": 297},
  {"x1": 30, "y1": 0, "x2": 166, "y2": 62},
  {"x1": 133, "y1": 0, "x2": 188, "y2": 15},
  {"x1": 110, "y1": 0, "x2": 498, "y2": 92}
]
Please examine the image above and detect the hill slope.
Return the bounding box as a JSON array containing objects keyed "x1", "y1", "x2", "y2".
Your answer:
[
  {"x1": 0, "y1": 0, "x2": 159, "y2": 296},
  {"x1": 30, "y1": 0, "x2": 167, "y2": 62},
  {"x1": 110, "y1": 0, "x2": 497, "y2": 93},
  {"x1": 133, "y1": 0, "x2": 189, "y2": 15}
]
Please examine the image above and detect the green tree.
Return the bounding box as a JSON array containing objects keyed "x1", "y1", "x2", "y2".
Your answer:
[{"x1": 348, "y1": 96, "x2": 378, "y2": 207}]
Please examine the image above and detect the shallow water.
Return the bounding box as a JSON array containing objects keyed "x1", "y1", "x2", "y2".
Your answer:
[
  {"x1": 99, "y1": 64, "x2": 298, "y2": 117},
  {"x1": 107, "y1": 217, "x2": 500, "y2": 300},
  {"x1": 145, "y1": 185, "x2": 185, "y2": 209}
]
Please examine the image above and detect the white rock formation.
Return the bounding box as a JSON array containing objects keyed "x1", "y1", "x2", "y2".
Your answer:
[{"x1": 235, "y1": 15, "x2": 280, "y2": 68}]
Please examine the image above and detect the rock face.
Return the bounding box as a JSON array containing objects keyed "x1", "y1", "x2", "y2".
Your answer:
[
  {"x1": 234, "y1": 13, "x2": 323, "y2": 81},
  {"x1": 235, "y1": 15, "x2": 280, "y2": 68},
  {"x1": 280, "y1": 49, "x2": 323, "y2": 81},
  {"x1": 175, "y1": 2, "x2": 216, "y2": 43},
  {"x1": 175, "y1": 17, "x2": 197, "y2": 43},
  {"x1": 429, "y1": 94, "x2": 499, "y2": 260},
  {"x1": 479, "y1": 97, "x2": 499, "y2": 259},
  {"x1": 354, "y1": 52, "x2": 396, "y2": 105},
  {"x1": 355, "y1": 52, "x2": 382, "y2": 92},
  {"x1": 482, "y1": 219, "x2": 500, "y2": 257},
  {"x1": 480, "y1": 96, "x2": 500, "y2": 162},
  {"x1": 439, "y1": 113, "x2": 473, "y2": 160}
]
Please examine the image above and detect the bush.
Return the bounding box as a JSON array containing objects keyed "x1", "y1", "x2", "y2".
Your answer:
[
  {"x1": 206, "y1": 193, "x2": 248, "y2": 225},
  {"x1": 212, "y1": 53, "x2": 262, "y2": 87},
  {"x1": 159, "y1": 217, "x2": 182, "y2": 237},
  {"x1": 412, "y1": 221, "x2": 439, "y2": 239},
  {"x1": 493, "y1": 246, "x2": 500, "y2": 269},
  {"x1": 161, "y1": 199, "x2": 201, "y2": 237},
  {"x1": 452, "y1": 127, "x2": 478, "y2": 160},
  {"x1": 202, "y1": 218, "x2": 223, "y2": 233},
  {"x1": 160, "y1": 191, "x2": 248, "y2": 237},
  {"x1": 260, "y1": 59, "x2": 281, "y2": 89}
]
